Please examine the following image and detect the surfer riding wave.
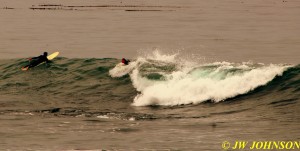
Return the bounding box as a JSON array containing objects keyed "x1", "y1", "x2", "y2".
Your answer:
[{"x1": 121, "y1": 58, "x2": 130, "y2": 65}]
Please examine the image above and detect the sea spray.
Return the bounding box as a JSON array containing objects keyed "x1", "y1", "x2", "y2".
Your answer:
[
  {"x1": 132, "y1": 64, "x2": 288, "y2": 106},
  {"x1": 109, "y1": 51, "x2": 291, "y2": 106}
]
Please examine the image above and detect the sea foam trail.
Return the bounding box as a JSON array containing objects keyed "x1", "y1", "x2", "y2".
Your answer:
[
  {"x1": 109, "y1": 51, "x2": 291, "y2": 106},
  {"x1": 109, "y1": 62, "x2": 137, "y2": 78}
]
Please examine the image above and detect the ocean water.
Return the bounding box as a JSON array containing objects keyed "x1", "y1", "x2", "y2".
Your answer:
[
  {"x1": 1, "y1": 0, "x2": 300, "y2": 63},
  {"x1": 0, "y1": 51, "x2": 299, "y2": 150},
  {"x1": 0, "y1": 0, "x2": 300, "y2": 150}
]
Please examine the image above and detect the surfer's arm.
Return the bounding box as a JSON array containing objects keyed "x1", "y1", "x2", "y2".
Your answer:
[{"x1": 44, "y1": 56, "x2": 50, "y2": 63}]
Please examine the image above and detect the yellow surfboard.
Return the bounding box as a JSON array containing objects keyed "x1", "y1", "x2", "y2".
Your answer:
[{"x1": 47, "y1": 51, "x2": 59, "y2": 60}]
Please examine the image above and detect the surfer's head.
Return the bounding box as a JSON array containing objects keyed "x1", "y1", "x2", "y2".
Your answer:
[{"x1": 43, "y1": 52, "x2": 48, "y2": 56}]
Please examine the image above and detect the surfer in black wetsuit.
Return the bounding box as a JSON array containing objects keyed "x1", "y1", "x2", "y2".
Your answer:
[
  {"x1": 121, "y1": 58, "x2": 130, "y2": 65},
  {"x1": 27, "y1": 52, "x2": 49, "y2": 68}
]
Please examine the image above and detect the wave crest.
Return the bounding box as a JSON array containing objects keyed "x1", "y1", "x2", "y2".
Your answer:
[{"x1": 109, "y1": 51, "x2": 291, "y2": 106}]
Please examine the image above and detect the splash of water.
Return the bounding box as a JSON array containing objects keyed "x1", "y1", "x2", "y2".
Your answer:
[{"x1": 109, "y1": 50, "x2": 291, "y2": 106}]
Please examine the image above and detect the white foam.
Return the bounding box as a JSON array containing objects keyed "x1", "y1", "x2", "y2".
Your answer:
[
  {"x1": 110, "y1": 50, "x2": 290, "y2": 106},
  {"x1": 97, "y1": 115, "x2": 109, "y2": 119},
  {"x1": 109, "y1": 62, "x2": 137, "y2": 78},
  {"x1": 133, "y1": 64, "x2": 288, "y2": 106}
]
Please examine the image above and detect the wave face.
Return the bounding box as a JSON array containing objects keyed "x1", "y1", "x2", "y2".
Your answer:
[
  {"x1": 0, "y1": 58, "x2": 134, "y2": 109},
  {"x1": 110, "y1": 51, "x2": 298, "y2": 106},
  {"x1": 0, "y1": 51, "x2": 299, "y2": 110}
]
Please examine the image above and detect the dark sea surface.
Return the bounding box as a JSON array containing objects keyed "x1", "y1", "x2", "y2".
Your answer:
[{"x1": 0, "y1": 0, "x2": 300, "y2": 150}]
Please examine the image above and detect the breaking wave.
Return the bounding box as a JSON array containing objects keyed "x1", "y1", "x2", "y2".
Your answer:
[
  {"x1": 0, "y1": 50, "x2": 298, "y2": 109},
  {"x1": 109, "y1": 51, "x2": 295, "y2": 106}
]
